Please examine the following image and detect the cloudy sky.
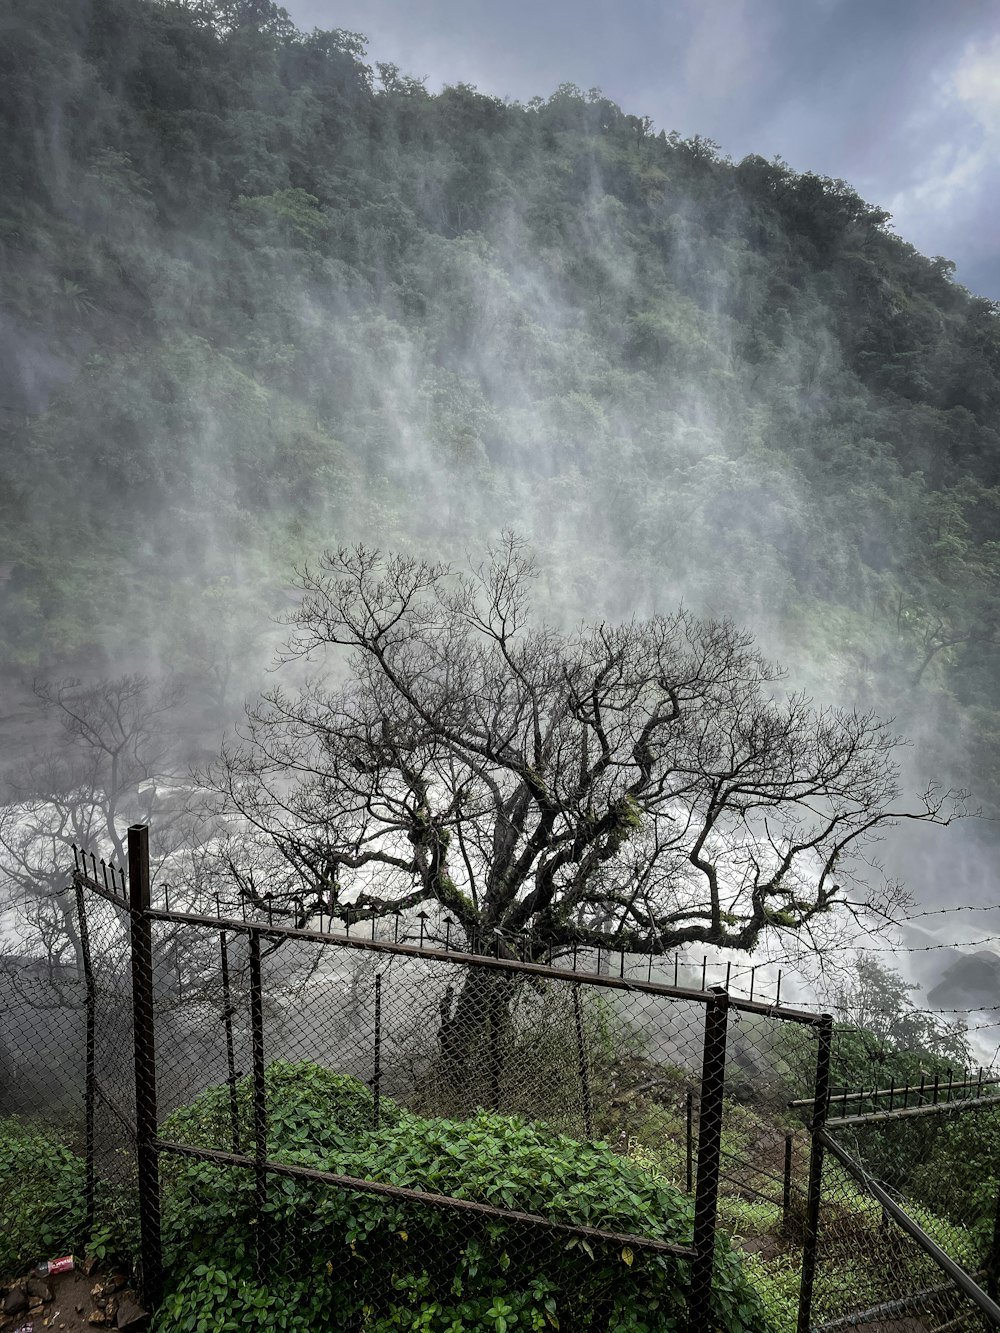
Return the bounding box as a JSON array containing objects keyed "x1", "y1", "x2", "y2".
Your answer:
[{"x1": 284, "y1": 0, "x2": 1000, "y2": 299}]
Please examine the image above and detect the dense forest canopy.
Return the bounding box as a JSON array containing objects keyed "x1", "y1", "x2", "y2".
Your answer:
[{"x1": 2, "y1": 0, "x2": 1000, "y2": 818}]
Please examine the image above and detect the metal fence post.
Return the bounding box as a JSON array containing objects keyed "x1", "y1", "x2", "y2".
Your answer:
[
  {"x1": 128, "y1": 824, "x2": 162, "y2": 1308},
  {"x1": 797, "y1": 1014, "x2": 834, "y2": 1333},
  {"x1": 74, "y1": 880, "x2": 96, "y2": 1236},
  {"x1": 248, "y1": 929, "x2": 269, "y2": 1274},
  {"x1": 572, "y1": 983, "x2": 595, "y2": 1139},
  {"x1": 219, "y1": 929, "x2": 241, "y2": 1154},
  {"x1": 688, "y1": 986, "x2": 729, "y2": 1333}
]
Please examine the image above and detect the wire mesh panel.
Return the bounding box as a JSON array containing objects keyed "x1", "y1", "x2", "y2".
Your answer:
[
  {"x1": 809, "y1": 1145, "x2": 999, "y2": 1333},
  {"x1": 0, "y1": 865, "x2": 141, "y2": 1273},
  {"x1": 0, "y1": 941, "x2": 86, "y2": 1127},
  {"x1": 80, "y1": 878, "x2": 140, "y2": 1260},
  {"x1": 149, "y1": 923, "x2": 742, "y2": 1329},
  {"x1": 822, "y1": 1098, "x2": 1000, "y2": 1302},
  {"x1": 151, "y1": 924, "x2": 723, "y2": 1139},
  {"x1": 705, "y1": 1006, "x2": 823, "y2": 1331}
]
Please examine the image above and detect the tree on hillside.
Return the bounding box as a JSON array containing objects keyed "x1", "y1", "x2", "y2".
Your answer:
[
  {"x1": 828, "y1": 955, "x2": 970, "y2": 1079},
  {"x1": 219, "y1": 536, "x2": 962, "y2": 971},
  {"x1": 0, "y1": 676, "x2": 188, "y2": 972}
]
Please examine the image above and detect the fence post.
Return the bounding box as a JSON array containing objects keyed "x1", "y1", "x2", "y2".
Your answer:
[
  {"x1": 688, "y1": 986, "x2": 729, "y2": 1333},
  {"x1": 796, "y1": 1014, "x2": 834, "y2": 1333},
  {"x1": 248, "y1": 929, "x2": 269, "y2": 1275},
  {"x1": 128, "y1": 824, "x2": 162, "y2": 1308},
  {"x1": 74, "y1": 880, "x2": 96, "y2": 1236},
  {"x1": 219, "y1": 929, "x2": 241, "y2": 1154},
  {"x1": 572, "y1": 983, "x2": 594, "y2": 1139}
]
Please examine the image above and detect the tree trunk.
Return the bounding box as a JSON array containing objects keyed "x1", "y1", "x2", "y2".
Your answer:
[{"x1": 431, "y1": 968, "x2": 520, "y2": 1116}]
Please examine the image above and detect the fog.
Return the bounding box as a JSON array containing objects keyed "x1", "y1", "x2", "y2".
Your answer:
[{"x1": 2, "y1": 3, "x2": 998, "y2": 1073}]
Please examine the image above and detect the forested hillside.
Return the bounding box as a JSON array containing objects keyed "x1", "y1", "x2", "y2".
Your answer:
[{"x1": 2, "y1": 0, "x2": 999, "y2": 807}]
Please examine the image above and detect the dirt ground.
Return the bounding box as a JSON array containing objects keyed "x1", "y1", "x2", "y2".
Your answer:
[{"x1": 0, "y1": 1261, "x2": 147, "y2": 1333}]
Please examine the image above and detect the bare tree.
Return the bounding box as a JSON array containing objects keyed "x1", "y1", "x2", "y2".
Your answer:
[
  {"x1": 219, "y1": 538, "x2": 963, "y2": 973},
  {"x1": 0, "y1": 675, "x2": 187, "y2": 971}
]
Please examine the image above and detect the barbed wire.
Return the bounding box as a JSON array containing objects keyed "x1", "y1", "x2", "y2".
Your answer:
[
  {"x1": 828, "y1": 1002, "x2": 1000, "y2": 1016},
  {"x1": 769, "y1": 933, "x2": 1000, "y2": 956},
  {"x1": 905, "y1": 903, "x2": 1000, "y2": 920}
]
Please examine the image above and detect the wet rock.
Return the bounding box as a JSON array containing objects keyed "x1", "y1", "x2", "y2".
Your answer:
[
  {"x1": 26, "y1": 1275, "x2": 54, "y2": 1300},
  {"x1": 3, "y1": 1285, "x2": 28, "y2": 1315},
  {"x1": 115, "y1": 1290, "x2": 148, "y2": 1329}
]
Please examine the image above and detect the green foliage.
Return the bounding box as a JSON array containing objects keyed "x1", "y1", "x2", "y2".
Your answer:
[
  {"x1": 153, "y1": 1263, "x2": 341, "y2": 1333},
  {"x1": 890, "y1": 1107, "x2": 1000, "y2": 1255},
  {"x1": 160, "y1": 1059, "x2": 395, "y2": 1163},
  {"x1": 155, "y1": 1064, "x2": 767, "y2": 1333},
  {"x1": 827, "y1": 958, "x2": 970, "y2": 1092},
  {"x1": 3, "y1": 0, "x2": 1000, "y2": 831},
  {"x1": 772, "y1": 961, "x2": 970, "y2": 1111},
  {"x1": 738, "y1": 1253, "x2": 801, "y2": 1333},
  {"x1": 0, "y1": 1117, "x2": 87, "y2": 1277}
]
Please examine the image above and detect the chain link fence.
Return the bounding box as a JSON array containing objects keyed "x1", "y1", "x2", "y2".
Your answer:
[
  {"x1": 4, "y1": 825, "x2": 1000, "y2": 1333},
  {"x1": 67, "y1": 827, "x2": 838, "y2": 1331},
  {"x1": 147, "y1": 905, "x2": 722, "y2": 1328},
  {"x1": 809, "y1": 1129, "x2": 999, "y2": 1333},
  {"x1": 802, "y1": 1070, "x2": 1000, "y2": 1333}
]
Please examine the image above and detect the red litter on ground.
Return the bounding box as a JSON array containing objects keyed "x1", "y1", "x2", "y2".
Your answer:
[{"x1": 34, "y1": 1254, "x2": 74, "y2": 1275}]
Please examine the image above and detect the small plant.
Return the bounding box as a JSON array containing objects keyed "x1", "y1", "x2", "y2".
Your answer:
[
  {"x1": 739, "y1": 1252, "x2": 801, "y2": 1333},
  {"x1": 153, "y1": 1263, "x2": 341, "y2": 1333},
  {"x1": 0, "y1": 1117, "x2": 87, "y2": 1277}
]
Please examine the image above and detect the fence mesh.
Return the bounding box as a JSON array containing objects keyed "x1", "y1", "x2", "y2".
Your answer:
[
  {"x1": 146, "y1": 916, "x2": 729, "y2": 1328},
  {"x1": 79, "y1": 880, "x2": 140, "y2": 1260},
  {"x1": 824, "y1": 1099, "x2": 1000, "y2": 1275},
  {"x1": 5, "y1": 845, "x2": 1000, "y2": 1333},
  {"x1": 0, "y1": 945, "x2": 86, "y2": 1128},
  {"x1": 708, "y1": 1008, "x2": 819, "y2": 1331},
  {"x1": 811, "y1": 1145, "x2": 997, "y2": 1333}
]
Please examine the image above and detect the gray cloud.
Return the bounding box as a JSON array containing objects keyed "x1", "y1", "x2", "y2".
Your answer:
[{"x1": 285, "y1": 0, "x2": 1000, "y2": 298}]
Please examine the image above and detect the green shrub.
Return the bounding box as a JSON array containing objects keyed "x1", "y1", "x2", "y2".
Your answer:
[
  {"x1": 903, "y1": 1109, "x2": 1000, "y2": 1254},
  {"x1": 158, "y1": 1061, "x2": 393, "y2": 1274},
  {"x1": 155, "y1": 1064, "x2": 767, "y2": 1333},
  {"x1": 0, "y1": 1117, "x2": 87, "y2": 1277},
  {"x1": 160, "y1": 1059, "x2": 395, "y2": 1161}
]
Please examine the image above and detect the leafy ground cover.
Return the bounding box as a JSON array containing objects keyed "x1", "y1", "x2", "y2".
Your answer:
[
  {"x1": 0, "y1": 1117, "x2": 87, "y2": 1276},
  {"x1": 154, "y1": 1061, "x2": 767, "y2": 1333}
]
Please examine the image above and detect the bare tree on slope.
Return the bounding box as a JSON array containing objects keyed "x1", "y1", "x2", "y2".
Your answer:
[{"x1": 216, "y1": 536, "x2": 963, "y2": 1076}]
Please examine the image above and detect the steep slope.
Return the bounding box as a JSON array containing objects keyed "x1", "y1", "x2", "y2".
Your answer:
[{"x1": 1, "y1": 0, "x2": 999, "y2": 808}]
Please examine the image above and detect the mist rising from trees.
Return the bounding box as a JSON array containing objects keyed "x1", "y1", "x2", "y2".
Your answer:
[{"x1": 2, "y1": 0, "x2": 1000, "y2": 987}]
